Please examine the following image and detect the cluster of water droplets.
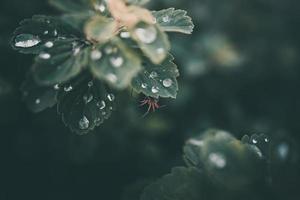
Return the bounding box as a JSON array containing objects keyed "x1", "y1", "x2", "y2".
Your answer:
[
  {"x1": 135, "y1": 25, "x2": 157, "y2": 44},
  {"x1": 79, "y1": 116, "x2": 90, "y2": 130},
  {"x1": 208, "y1": 152, "x2": 227, "y2": 169}
]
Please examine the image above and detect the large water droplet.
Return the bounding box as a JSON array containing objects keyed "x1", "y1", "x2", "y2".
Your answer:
[
  {"x1": 35, "y1": 98, "x2": 41, "y2": 104},
  {"x1": 110, "y1": 56, "x2": 124, "y2": 68},
  {"x1": 15, "y1": 34, "x2": 41, "y2": 48},
  {"x1": 151, "y1": 86, "x2": 159, "y2": 94},
  {"x1": 97, "y1": 100, "x2": 106, "y2": 109},
  {"x1": 64, "y1": 85, "x2": 73, "y2": 92},
  {"x1": 39, "y1": 53, "x2": 51, "y2": 59},
  {"x1": 208, "y1": 152, "x2": 226, "y2": 168},
  {"x1": 45, "y1": 41, "x2": 54, "y2": 48},
  {"x1": 150, "y1": 71, "x2": 158, "y2": 78},
  {"x1": 79, "y1": 116, "x2": 89, "y2": 130},
  {"x1": 83, "y1": 94, "x2": 93, "y2": 104},
  {"x1": 107, "y1": 94, "x2": 115, "y2": 102},
  {"x1": 163, "y1": 78, "x2": 173, "y2": 87},
  {"x1": 156, "y1": 48, "x2": 165, "y2": 55},
  {"x1": 135, "y1": 26, "x2": 157, "y2": 44},
  {"x1": 90, "y1": 49, "x2": 102, "y2": 60}
]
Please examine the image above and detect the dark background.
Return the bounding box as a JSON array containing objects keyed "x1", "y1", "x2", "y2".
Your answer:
[{"x1": 1, "y1": 0, "x2": 300, "y2": 199}]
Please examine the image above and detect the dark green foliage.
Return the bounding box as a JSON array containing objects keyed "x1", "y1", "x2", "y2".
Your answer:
[{"x1": 10, "y1": 0, "x2": 194, "y2": 134}]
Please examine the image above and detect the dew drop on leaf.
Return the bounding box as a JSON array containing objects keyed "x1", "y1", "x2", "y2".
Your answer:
[
  {"x1": 73, "y1": 47, "x2": 81, "y2": 56},
  {"x1": 208, "y1": 152, "x2": 226, "y2": 168},
  {"x1": 150, "y1": 71, "x2": 158, "y2": 78},
  {"x1": 120, "y1": 32, "x2": 130, "y2": 38},
  {"x1": 151, "y1": 86, "x2": 159, "y2": 94},
  {"x1": 156, "y1": 48, "x2": 165, "y2": 54},
  {"x1": 90, "y1": 49, "x2": 102, "y2": 60},
  {"x1": 135, "y1": 26, "x2": 157, "y2": 44},
  {"x1": 54, "y1": 84, "x2": 60, "y2": 90},
  {"x1": 277, "y1": 142, "x2": 289, "y2": 160},
  {"x1": 44, "y1": 30, "x2": 49, "y2": 35},
  {"x1": 163, "y1": 78, "x2": 173, "y2": 87},
  {"x1": 53, "y1": 29, "x2": 58, "y2": 36},
  {"x1": 35, "y1": 98, "x2": 41, "y2": 104},
  {"x1": 107, "y1": 73, "x2": 118, "y2": 83},
  {"x1": 88, "y1": 81, "x2": 94, "y2": 87},
  {"x1": 79, "y1": 116, "x2": 89, "y2": 130},
  {"x1": 45, "y1": 41, "x2": 54, "y2": 48},
  {"x1": 110, "y1": 56, "x2": 124, "y2": 68},
  {"x1": 97, "y1": 100, "x2": 106, "y2": 110},
  {"x1": 94, "y1": 3, "x2": 106, "y2": 12},
  {"x1": 83, "y1": 94, "x2": 93, "y2": 104},
  {"x1": 141, "y1": 83, "x2": 147, "y2": 88},
  {"x1": 15, "y1": 34, "x2": 41, "y2": 48},
  {"x1": 107, "y1": 94, "x2": 115, "y2": 102},
  {"x1": 64, "y1": 85, "x2": 73, "y2": 92},
  {"x1": 39, "y1": 52, "x2": 51, "y2": 59}
]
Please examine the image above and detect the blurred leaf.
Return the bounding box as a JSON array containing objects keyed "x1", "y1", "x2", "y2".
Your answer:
[
  {"x1": 89, "y1": 38, "x2": 142, "y2": 89},
  {"x1": 33, "y1": 38, "x2": 89, "y2": 85},
  {"x1": 184, "y1": 129, "x2": 266, "y2": 189},
  {"x1": 57, "y1": 75, "x2": 115, "y2": 134},
  {"x1": 21, "y1": 75, "x2": 58, "y2": 113},
  {"x1": 130, "y1": 22, "x2": 170, "y2": 64},
  {"x1": 132, "y1": 54, "x2": 179, "y2": 98},
  {"x1": 141, "y1": 167, "x2": 207, "y2": 200},
  {"x1": 84, "y1": 15, "x2": 117, "y2": 43},
  {"x1": 49, "y1": 0, "x2": 91, "y2": 13},
  {"x1": 152, "y1": 8, "x2": 194, "y2": 34}
]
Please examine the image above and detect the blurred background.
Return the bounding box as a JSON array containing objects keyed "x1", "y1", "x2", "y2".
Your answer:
[{"x1": 0, "y1": 0, "x2": 300, "y2": 199}]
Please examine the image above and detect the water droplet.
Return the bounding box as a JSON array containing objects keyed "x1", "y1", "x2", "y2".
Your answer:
[
  {"x1": 150, "y1": 71, "x2": 158, "y2": 78},
  {"x1": 141, "y1": 83, "x2": 147, "y2": 89},
  {"x1": 90, "y1": 49, "x2": 102, "y2": 60},
  {"x1": 120, "y1": 32, "x2": 130, "y2": 38},
  {"x1": 109, "y1": 106, "x2": 113, "y2": 110},
  {"x1": 44, "y1": 30, "x2": 49, "y2": 35},
  {"x1": 156, "y1": 48, "x2": 165, "y2": 54},
  {"x1": 208, "y1": 152, "x2": 226, "y2": 168},
  {"x1": 94, "y1": 3, "x2": 106, "y2": 12},
  {"x1": 83, "y1": 94, "x2": 93, "y2": 104},
  {"x1": 252, "y1": 138, "x2": 258, "y2": 144},
  {"x1": 107, "y1": 94, "x2": 115, "y2": 101},
  {"x1": 163, "y1": 78, "x2": 173, "y2": 87},
  {"x1": 73, "y1": 47, "x2": 81, "y2": 56},
  {"x1": 188, "y1": 139, "x2": 204, "y2": 147},
  {"x1": 54, "y1": 84, "x2": 60, "y2": 90},
  {"x1": 277, "y1": 142, "x2": 289, "y2": 160},
  {"x1": 79, "y1": 116, "x2": 89, "y2": 130},
  {"x1": 107, "y1": 73, "x2": 117, "y2": 83},
  {"x1": 64, "y1": 85, "x2": 73, "y2": 92},
  {"x1": 104, "y1": 46, "x2": 113, "y2": 54},
  {"x1": 151, "y1": 86, "x2": 159, "y2": 94},
  {"x1": 53, "y1": 29, "x2": 58, "y2": 36},
  {"x1": 134, "y1": 26, "x2": 157, "y2": 44},
  {"x1": 39, "y1": 53, "x2": 51, "y2": 59},
  {"x1": 45, "y1": 41, "x2": 54, "y2": 48},
  {"x1": 110, "y1": 56, "x2": 124, "y2": 68},
  {"x1": 35, "y1": 98, "x2": 41, "y2": 104},
  {"x1": 15, "y1": 34, "x2": 41, "y2": 48},
  {"x1": 88, "y1": 81, "x2": 94, "y2": 87},
  {"x1": 97, "y1": 101, "x2": 106, "y2": 109},
  {"x1": 162, "y1": 15, "x2": 170, "y2": 23}
]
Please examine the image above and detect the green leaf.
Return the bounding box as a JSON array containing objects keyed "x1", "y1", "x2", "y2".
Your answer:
[
  {"x1": 21, "y1": 75, "x2": 58, "y2": 113},
  {"x1": 61, "y1": 12, "x2": 95, "y2": 34},
  {"x1": 141, "y1": 167, "x2": 207, "y2": 200},
  {"x1": 32, "y1": 38, "x2": 89, "y2": 86},
  {"x1": 84, "y1": 15, "x2": 117, "y2": 43},
  {"x1": 152, "y1": 8, "x2": 194, "y2": 34},
  {"x1": 57, "y1": 75, "x2": 115, "y2": 134},
  {"x1": 89, "y1": 38, "x2": 142, "y2": 89},
  {"x1": 49, "y1": 0, "x2": 92, "y2": 13},
  {"x1": 11, "y1": 15, "x2": 78, "y2": 54},
  {"x1": 183, "y1": 129, "x2": 266, "y2": 189},
  {"x1": 130, "y1": 22, "x2": 170, "y2": 64},
  {"x1": 131, "y1": 54, "x2": 179, "y2": 98}
]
